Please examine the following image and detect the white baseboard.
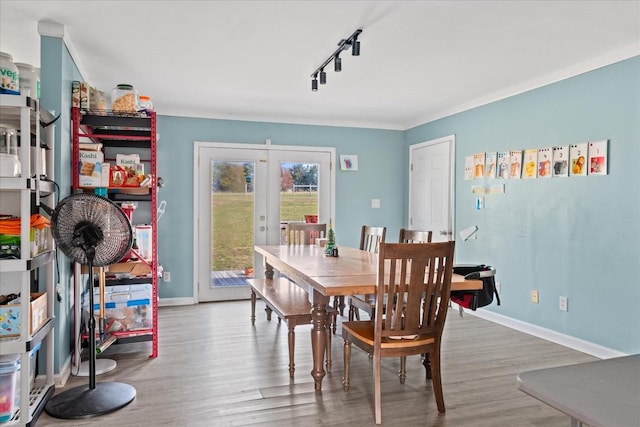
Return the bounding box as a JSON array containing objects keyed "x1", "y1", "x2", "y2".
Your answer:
[
  {"x1": 54, "y1": 354, "x2": 72, "y2": 387},
  {"x1": 456, "y1": 305, "x2": 627, "y2": 359},
  {"x1": 158, "y1": 297, "x2": 196, "y2": 307}
]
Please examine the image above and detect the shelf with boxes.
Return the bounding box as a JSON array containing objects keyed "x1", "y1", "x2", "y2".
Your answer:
[
  {"x1": 71, "y1": 107, "x2": 158, "y2": 358},
  {"x1": 0, "y1": 94, "x2": 56, "y2": 425}
]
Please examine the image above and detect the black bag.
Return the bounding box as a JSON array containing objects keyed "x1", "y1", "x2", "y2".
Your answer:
[{"x1": 450, "y1": 264, "x2": 500, "y2": 310}]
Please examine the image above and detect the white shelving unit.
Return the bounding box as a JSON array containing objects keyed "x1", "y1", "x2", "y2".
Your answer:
[{"x1": 0, "y1": 94, "x2": 55, "y2": 426}]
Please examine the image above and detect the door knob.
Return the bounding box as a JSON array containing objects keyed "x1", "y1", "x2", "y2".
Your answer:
[{"x1": 259, "y1": 226, "x2": 266, "y2": 232}]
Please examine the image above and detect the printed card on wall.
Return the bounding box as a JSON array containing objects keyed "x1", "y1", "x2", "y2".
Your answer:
[
  {"x1": 569, "y1": 143, "x2": 588, "y2": 176},
  {"x1": 552, "y1": 146, "x2": 569, "y2": 177},
  {"x1": 509, "y1": 150, "x2": 522, "y2": 179},
  {"x1": 465, "y1": 155, "x2": 474, "y2": 181},
  {"x1": 537, "y1": 147, "x2": 552, "y2": 178},
  {"x1": 523, "y1": 149, "x2": 538, "y2": 179},
  {"x1": 588, "y1": 140, "x2": 608, "y2": 175},
  {"x1": 474, "y1": 153, "x2": 486, "y2": 179},
  {"x1": 485, "y1": 152, "x2": 497, "y2": 179},
  {"x1": 497, "y1": 151, "x2": 509, "y2": 179}
]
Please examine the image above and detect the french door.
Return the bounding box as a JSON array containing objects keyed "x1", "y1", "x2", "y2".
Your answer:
[{"x1": 194, "y1": 143, "x2": 334, "y2": 302}]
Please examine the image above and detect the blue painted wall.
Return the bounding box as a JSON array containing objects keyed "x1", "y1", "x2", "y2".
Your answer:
[
  {"x1": 40, "y1": 36, "x2": 82, "y2": 371},
  {"x1": 156, "y1": 117, "x2": 404, "y2": 298},
  {"x1": 44, "y1": 32, "x2": 638, "y2": 374},
  {"x1": 405, "y1": 56, "x2": 640, "y2": 354}
]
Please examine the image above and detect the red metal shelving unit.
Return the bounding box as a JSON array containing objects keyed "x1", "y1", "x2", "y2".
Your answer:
[{"x1": 71, "y1": 107, "x2": 158, "y2": 358}]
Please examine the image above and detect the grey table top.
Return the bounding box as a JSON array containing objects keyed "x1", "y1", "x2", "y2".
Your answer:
[{"x1": 516, "y1": 354, "x2": 640, "y2": 427}]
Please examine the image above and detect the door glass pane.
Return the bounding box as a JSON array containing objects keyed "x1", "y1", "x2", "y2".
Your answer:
[
  {"x1": 211, "y1": 160, "x2": 254, "y2": 288},
  {"x1": 279, "y1": 162, "x2": 319, "y2": 243}
]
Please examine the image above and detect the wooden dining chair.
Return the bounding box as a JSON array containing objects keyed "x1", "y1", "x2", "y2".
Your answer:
[
  {"x1": 342, "y1": 241, "x2": 456, "y2": 425},
  {"x1": 334, "y1": 225, "x2": 386, "y2": 317},
  {"x1": 349, "y1": 228, "x2": 433, "y2": 320},
  {"x1": 360, "y1": 225, "x2": 386, "y2": 253},
  {"x1": 285, "y1": 223, "x2": 326, "y2": 245},
  {"x1": 348, "y1": 228, "x2": 431, "y2": 321},
  {"x1": 399, "y1": 228, "x2": 433, "y2": 244}
]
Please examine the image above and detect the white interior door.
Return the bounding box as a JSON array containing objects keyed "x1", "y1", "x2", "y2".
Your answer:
[
  {"x1": 194, "y1": 143, "x2": 334, "y2": 302},
  {"x1": 408, "y1": 135, "x2": 455, "y2": 242}
]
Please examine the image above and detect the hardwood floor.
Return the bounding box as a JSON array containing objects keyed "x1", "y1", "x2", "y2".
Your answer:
[{"x1": 37, "y1": 301, "x2": 596, "y2": 426}]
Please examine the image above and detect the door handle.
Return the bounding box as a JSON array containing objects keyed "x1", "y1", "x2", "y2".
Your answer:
[{"x1": 440, "y1": 230, "x2": 452, "y2": 236}]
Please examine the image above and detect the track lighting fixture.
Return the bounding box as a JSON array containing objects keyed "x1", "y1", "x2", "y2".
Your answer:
[
  {"x1": 310, "y1": 28, "x2": 362, "y2": 91},
  {"x1": 351, "y1": 34, "x2": 360, "y2": 56},
  {"x1": 334, "y1": 55, "x2": 342, "y2": 72}
]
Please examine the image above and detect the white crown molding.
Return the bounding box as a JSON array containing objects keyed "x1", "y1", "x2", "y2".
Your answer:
[
  {"x1": 407, "y1": 43, "x2": 640, "y2": 130},
  {"x1": 38, "y1": 20, "x2": 91, "y2": 85}
]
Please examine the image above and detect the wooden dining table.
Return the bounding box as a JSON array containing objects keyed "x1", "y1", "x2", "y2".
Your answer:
[{"x1": 254, "y1": 244, "x2": 483, "y2": 391}]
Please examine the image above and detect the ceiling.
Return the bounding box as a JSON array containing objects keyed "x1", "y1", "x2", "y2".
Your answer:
[{"x1": 1, "y1": 1, "x2": 639, "y2": 130}]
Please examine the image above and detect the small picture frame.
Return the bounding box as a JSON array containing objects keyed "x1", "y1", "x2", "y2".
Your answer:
[{"x1": 340, "y1": 155, "x2": 358, "y2": 171}]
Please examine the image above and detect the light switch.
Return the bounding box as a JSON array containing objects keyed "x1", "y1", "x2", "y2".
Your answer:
[{"x1": 371, "y1": 199, "x2": 380, "y2": 209}]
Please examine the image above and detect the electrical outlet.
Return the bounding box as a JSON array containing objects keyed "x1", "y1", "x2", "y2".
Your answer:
[
  {"x1": 531, "y1": 290, "x2": 539, "y2": 304},
  {"x1": 163, "y1": 271, "x2": 171, "y2": 282},
  {"x1": 371, "y1": 199, "x2": 380, "y2": 209},
  {"x1": 559, "y1": 296, "x2": 568, "y2": 312}
]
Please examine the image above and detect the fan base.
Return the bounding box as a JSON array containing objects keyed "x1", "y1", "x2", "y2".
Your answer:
[
  {"x1": 45, "y1": 382, "x2": 136, "y2": 419},
  {"x1": 74, "y1": 358, "x2": 117, "y2": 376}
]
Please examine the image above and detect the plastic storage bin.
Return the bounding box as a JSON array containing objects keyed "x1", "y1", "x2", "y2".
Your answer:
[
  {"x1": 83, "y1": 283, "x2": 153, "y2": 332},
  {"x1": 13, "y1": 342, "x2": 39, "y2": 410},
  {"x1": 0, "y1": 354, "x2": 19, "y2": 422}
]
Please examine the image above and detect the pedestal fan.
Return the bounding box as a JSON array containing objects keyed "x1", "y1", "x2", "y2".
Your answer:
[{"x1": 45, "y1": 193, "x2": 136, "y2": 419}]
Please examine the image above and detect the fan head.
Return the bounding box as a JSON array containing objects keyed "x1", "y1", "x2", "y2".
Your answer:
[{"x1": 51, "y1": 193, "x2": 132, "y2": 266}]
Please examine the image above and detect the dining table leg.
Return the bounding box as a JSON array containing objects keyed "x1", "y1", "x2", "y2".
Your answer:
[
  {"x1": 264, "y1": 262, "x2": 274, "y2": 280},
  {"x1": 310, "y1": 288, "x2": 330, "y2": 391}
]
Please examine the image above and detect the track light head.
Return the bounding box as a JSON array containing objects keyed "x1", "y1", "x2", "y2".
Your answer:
[
  {"x1": 312, "y1": 75, "x2": 318, "y2": 91},
  {"x1": 334, "y1": 55, "x2": 342, "y2": 72},
  {"x1": 352, "y1": 36, "x2": 360, "y2": 56},
  {"x1": 319, "y1": 69, "x2": 326, "y2": 84}
]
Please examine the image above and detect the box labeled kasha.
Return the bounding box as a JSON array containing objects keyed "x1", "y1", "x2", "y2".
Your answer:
[
  {"x1": 78, "y1": 150, "x2": 103, "y2": 187},
  {"x1": 0, "y1": 292, "x2": 48, "y2": 337}
]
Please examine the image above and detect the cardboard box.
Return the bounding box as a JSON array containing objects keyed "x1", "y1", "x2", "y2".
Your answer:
[
  {"x1": 105, "y1": 261, "x2": 152, "y2": 277},
  {"x1": 82, "y1": 261, "x2": 152, "y2": 277},
  {"x1": 80, "y1": 81, "x2": 89, "y2": 110},
  {"x1": 0, "y1": 292, "x2": 47, "y2": 337},
  {"x1": 78, "y1": 150, "x2": 104, "y2": 187},
  {"x1": 72, "y1": 81, "x2": 80, "y2": 108},
  {"x1": 101, "y1": 162, "x2": 111, "y2": 187}
]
